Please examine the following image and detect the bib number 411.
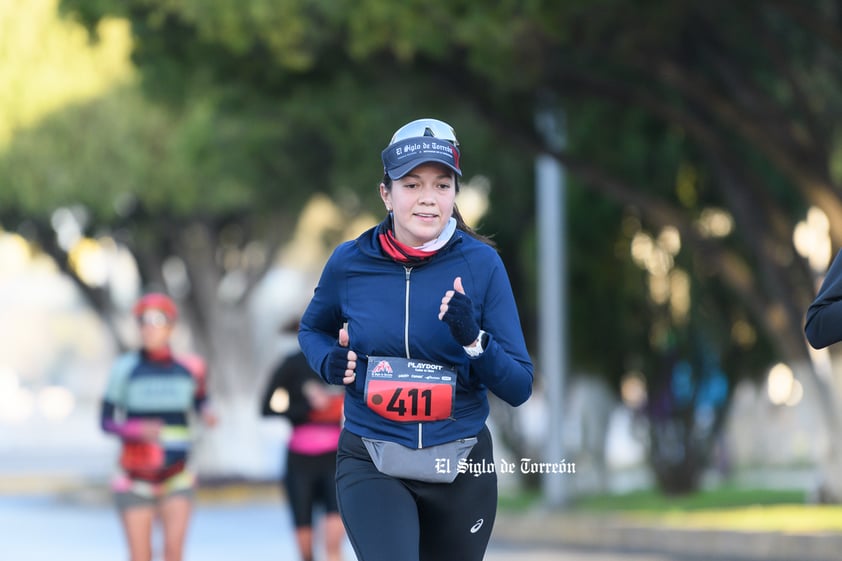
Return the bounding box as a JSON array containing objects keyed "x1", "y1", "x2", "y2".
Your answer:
[
  {"x1": 366, "y1": 380, "x2": 453, "y2": 422},
  {"x1": 387, "y1": 387, "x2": 432, "y2": 417}
]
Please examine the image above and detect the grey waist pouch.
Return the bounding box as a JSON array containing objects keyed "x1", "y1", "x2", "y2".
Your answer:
[{"x1": 362, "y1": 436, "x2": 478, "y2": 484}]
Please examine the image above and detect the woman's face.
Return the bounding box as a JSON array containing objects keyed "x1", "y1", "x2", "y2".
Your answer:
[
  {"x1": 380, "y1": 162, "x2": 456, "y2": 247},
  {"x1": 138, "y1": 309, "x2": 174, "y2": 351}
]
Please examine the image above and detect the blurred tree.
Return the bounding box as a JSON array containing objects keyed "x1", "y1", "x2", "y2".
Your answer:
[
  {"x1": 12, "y1": 0, "x2": 842, "y2": 494},
  {"x1": 0, "y1": 87, "x2": 306, "y2": 391},
  {"x1": 0, "y1": 1, "x2": 348, "y2": 475}
]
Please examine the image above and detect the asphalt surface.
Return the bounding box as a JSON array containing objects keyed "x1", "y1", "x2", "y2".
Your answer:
[
  {"x1": 0, "y1": 480, "x2": 569, "y2": 561},
  {"x1": 2, "y1": 477, "x2": 841, "y2": 561},
  {"x1": 0, "y1": 492, "x2": 762, "y2": 561}
]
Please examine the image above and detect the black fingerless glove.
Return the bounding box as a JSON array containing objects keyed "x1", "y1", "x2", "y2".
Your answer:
[
  {"x1": 441, "y1": 291, "x2": 480, "y2": 346},
  {"x1": 324, "y1": 345, "x2": 351, "y2": 385}
]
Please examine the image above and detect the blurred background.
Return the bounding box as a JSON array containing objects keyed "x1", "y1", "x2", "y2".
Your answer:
[{"x1": 3, "y1": 0, "x2": 842, "y2": 556}]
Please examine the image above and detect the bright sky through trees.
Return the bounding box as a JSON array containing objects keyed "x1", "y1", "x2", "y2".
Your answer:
[{"x1": 0, "y1": 0, "x2": 133, "y2": 148}]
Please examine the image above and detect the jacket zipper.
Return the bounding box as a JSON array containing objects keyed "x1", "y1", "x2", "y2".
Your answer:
[
  {"x1": 403, "y1": 267, "x2": 423, "y2": 449},
  {"x1": 404, "y1": 267, "x2": 412, "y2": 360}
]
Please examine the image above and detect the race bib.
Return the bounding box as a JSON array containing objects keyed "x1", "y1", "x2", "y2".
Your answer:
[
  {"x1": 365, "y1": 357, "x2": 456, "y2": 422},
  {"x1": 120, "y1": 442, "x2": 165, "y2": 472}
]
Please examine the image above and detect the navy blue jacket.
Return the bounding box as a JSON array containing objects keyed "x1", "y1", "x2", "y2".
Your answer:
[
  {"x1": 299, "y1": 223, "x2": 533, "y2": 449},
  {"x1": 806, "y1": 249, "x2": 842, "y2": 349}
]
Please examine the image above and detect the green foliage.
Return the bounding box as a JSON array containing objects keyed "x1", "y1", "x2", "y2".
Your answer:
[
  {"x1": 24, "y1": 0, "x2": 841, "y2": 410},
  {"x1": 2, "y1": 0, "x2": 836, "y2": 492},
  {"x1": 574, "y1": 486, "x2": 807, "y2": 512},
  {"x1": 0, "y1": 0, "x2": 133, "y2": 148},
  {"x1": 0, "y1": 87, "x2": 302, "y2": 220},
  {"x1": 39, "y1": 1, "x2": 830, "y2": 358}
]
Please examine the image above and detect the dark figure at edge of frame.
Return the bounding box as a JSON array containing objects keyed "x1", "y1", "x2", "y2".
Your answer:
[{"x1": 806, "y1": 249, "x2": 842, "y2": 349}]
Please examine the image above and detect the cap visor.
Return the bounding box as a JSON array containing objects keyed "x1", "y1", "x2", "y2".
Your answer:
[{"x1": 387, "y1": 157, "x2": 462, "y2": 180}]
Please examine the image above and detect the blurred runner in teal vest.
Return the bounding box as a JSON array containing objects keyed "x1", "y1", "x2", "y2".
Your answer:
[{"x1": 100, "y1": 292, "x2": 218, "y2": 561}]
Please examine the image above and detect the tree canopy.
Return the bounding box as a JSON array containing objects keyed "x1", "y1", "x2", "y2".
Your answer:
[
  {"x1": 51, "y1": 0, "x2": 842, "y2": 380},
  {"x1": 4, "y1": 0, "x2": 842, "y2": 490}
]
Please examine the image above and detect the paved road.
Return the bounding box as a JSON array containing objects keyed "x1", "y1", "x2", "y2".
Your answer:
[{"x1": 0, "y1": 493, "x2": 711, "y2": 561}]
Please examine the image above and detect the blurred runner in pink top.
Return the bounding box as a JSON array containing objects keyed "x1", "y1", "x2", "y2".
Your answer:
[{"x1": 261, "y1": 338, "x2": 346, "y2": 561}]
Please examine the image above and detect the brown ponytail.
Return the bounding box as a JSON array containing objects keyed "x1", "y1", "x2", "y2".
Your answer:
[{"x1": 451, "y1": 203, "x2": 496, "y2": 248}]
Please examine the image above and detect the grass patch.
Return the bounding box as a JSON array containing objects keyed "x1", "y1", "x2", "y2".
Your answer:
[
  {"x1": 498, "y1": 487, "x2": 543, "y2": 511},
  {"x1": 499, "y1": 486, "x2": 842, "y2": 533},
  {"x1": 568, "y1": 487, "x2": 842, "y2": 533},
  {"x1": 638, "y1": 505, "x2": 842, "y2": 533},
  {"x1": 573, "y1": 486, "x2": 807, "y2": 512}
]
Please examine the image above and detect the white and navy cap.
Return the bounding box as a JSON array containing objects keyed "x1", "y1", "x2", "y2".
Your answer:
[{"x1": 381, "y1": 118, "x2": 462, "y2": 180}]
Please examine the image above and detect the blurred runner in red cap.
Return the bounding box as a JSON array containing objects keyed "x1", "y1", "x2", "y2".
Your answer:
[{"x1": 101, "y1": 291, "x2": 218, "y2": 561}]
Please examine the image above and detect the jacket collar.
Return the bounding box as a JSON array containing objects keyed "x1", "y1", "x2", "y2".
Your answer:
[{"x1": 355, "y1": 216, "x2": 464, "y2": 262}]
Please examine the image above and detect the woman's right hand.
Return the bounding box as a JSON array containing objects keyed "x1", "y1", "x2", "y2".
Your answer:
[{"x1": 325, "y1": 327, "x2": 357, "y2": 385}]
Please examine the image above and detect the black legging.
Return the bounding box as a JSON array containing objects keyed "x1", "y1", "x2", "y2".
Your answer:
[
  {"x1": 284, "y1": 449, "x2": 339, "y2": 527},
  {"x1": 335, "y1": 426, "x2": 498, "y2": 561}
]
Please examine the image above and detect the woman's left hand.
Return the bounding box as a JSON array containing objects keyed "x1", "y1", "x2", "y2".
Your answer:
[{"x1": 439, "y1": 276, "x2": 480, "y2": 346}]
